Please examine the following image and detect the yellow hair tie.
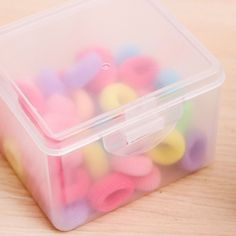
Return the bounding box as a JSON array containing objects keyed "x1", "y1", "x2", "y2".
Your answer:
[
  {"x1": 2, "y1": 139, "x2": 24, "y2": 179},
  {"x1": 99, "y1": 83, "x2": 137, "y2": 111},
  {"x1": 149, "y1": 129, "x2": 185, "y2": 166},
  {"x1": 83, "y1": 142, "x2": 109, "y2": 179}
]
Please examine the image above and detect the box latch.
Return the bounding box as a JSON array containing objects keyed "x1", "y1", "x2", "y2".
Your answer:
[{"x1": 103, "y1": 99, "x2": 183, "y2": 156}]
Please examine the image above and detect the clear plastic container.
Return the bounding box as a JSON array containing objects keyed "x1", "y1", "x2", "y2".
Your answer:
[{"x1": 0, "y1": 0, "x2": 224, "y2": 231}]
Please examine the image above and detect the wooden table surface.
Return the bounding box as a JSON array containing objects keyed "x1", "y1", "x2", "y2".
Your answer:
[{"x1": 0, "y1": 1, "x2": 235, "y2": 235}]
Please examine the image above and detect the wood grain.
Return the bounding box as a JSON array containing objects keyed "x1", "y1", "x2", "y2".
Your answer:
[{"x1": 0, "y1": 1, "x2": 235, "y2": 235}]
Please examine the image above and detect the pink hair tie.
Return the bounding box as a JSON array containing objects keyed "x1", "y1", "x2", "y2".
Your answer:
[
  {"x1": 119, "y1": 55, "x2": 158, "y2": 90},
  {"x1": 43, "y1": 94, "x2": 79, "y2": 133},
  {"x1": 46, "y1": 94, "x2": 77, "y2": 116},
  {"x1": 48, "y1": 157, "x2": 64, "y2": 206},
  {"x1": 63, "y1": 151, "x2": 84, "y2": 172},
  {"x1": 17, "y1": 80, "x2": 45, "y2": 115},
  {"x1": 48, "y1": 154, "x2": 86, "y2": 206},
  {"x1": 133, "y1": 167, "x2": 161, "y2": 192},
  {"x1": 64, "y1": 167, "x2": 91, "y2": 204},
  {"x1": 73, "y1": 89, "x2": 95, "y2": 122},
  {"x1": 64, "y1": 51, "x2": 103, "y2": 89},
  {"x1": 80, "y1": 47, "x2": 117, "y2": 92},
  {"x1": 111, "y1": 155, "x2": 153, "y2": 177},
  {"x1": 88, "y1": 173, "x2": 135, "y2": 212},
  {"x1": 43, "y1": 112, "x2": 78, "y2": 133}
]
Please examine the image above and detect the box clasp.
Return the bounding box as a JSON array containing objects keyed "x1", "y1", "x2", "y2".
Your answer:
[{"x1": 103, "y1": 98, "x2": 183, "y2": 156}]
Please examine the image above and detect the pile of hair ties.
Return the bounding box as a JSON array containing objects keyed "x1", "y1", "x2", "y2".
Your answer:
[{"x1": 1, "y1": 45, "x2": 207, "y2": 228}]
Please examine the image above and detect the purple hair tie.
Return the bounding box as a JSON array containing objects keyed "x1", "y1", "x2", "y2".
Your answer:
[
  {"x1": 52, "y1": 201, "x2": 91, "y2": 231},
  {"x1": 179, "y1": 131, "x2": 207, "y2": 172},
  {"x1": 37, "y1": 69, "x2": 66, "y2": 97}
]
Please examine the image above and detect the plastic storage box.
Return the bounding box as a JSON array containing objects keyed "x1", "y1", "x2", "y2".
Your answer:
[{"x1": 0, "y1": 0, "x2": 224, "y2": 231}]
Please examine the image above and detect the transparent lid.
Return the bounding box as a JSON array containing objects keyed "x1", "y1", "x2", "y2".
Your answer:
[{"x1": 0, "y1": 0, "x2": 224, "y2": 155}]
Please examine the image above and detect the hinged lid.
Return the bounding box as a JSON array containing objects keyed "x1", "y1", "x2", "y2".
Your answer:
[{"x1": 0, "y1": 0, "x2": 224, "y2": 156}]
